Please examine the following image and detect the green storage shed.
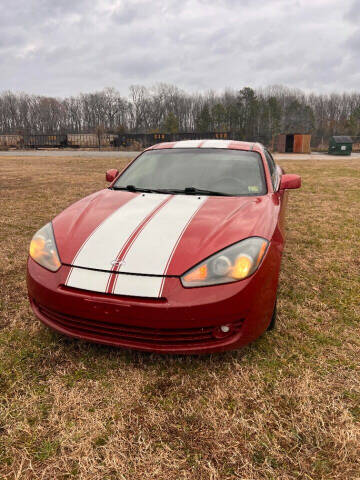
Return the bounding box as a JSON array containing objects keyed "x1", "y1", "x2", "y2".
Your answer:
[{"x1": 328, "y1": 136, "x2": 352, "y2": 156}]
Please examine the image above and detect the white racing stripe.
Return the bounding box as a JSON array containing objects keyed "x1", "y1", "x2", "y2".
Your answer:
[
  {"x1": 173, "y1": 140, "x2": 202, "y2": 148},
  {"x1": 66, "y1": 268, "x2": 163, "y2": 298},
  {"x1": 116, "y1": 195, "x2": 207, "y2": 276},
  {"x1": 201, "y1": 139, "x2": 231, "y2": 148},
  {"x1": 66, "y1": 268, "x2": 110, "y2": 293},
  {"x1": 113, "y1": 273, "x2": 163, "y2": 298},
  {"x1": 69, "y1": 193, "x2": 169, "y2": 271},
  {"x1": 66, "y1": 193, "x2": 207, "y2": 298},
  {"x1": 172, "y1": 139, "x2": 232, "y2": 149}
]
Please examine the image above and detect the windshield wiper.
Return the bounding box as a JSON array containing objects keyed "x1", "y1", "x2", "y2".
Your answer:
[
  {"x1": 111, "y1": 185, "x2": 233, "y2": 196},
  {"x1": 111, "y1": 185, "x2": 165, "y2": 193},
  {"x1": 182, "y1": 186, "x2": 233, "y2": 196}
]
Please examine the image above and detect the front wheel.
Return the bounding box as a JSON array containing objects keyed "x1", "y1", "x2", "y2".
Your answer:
[{"x1": 267, "y1": 299, "x2": 277, "y2": 331}]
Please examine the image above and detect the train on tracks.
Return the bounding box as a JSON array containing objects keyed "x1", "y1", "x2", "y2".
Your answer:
[{"x1": 0, "y1": 131, "x2": 240, "y2": 150}]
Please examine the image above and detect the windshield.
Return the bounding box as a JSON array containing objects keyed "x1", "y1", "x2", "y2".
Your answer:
[{"x1": 113, "y1": 148, "x2": 267, "y2": 196}]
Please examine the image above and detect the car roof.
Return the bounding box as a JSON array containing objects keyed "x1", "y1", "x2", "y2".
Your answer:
[{"x1": 146, "y1": 139, "x2": 264, "y2": 152}]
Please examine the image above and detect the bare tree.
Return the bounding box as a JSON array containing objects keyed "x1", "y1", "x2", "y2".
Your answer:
[{"x1": 1, "y1": 84, "x2": 360, "y2": 145}]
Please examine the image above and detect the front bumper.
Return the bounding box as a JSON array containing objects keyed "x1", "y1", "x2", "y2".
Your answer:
[{"x1": 27, "y1": 244, "x2": 280, "y2": 354}]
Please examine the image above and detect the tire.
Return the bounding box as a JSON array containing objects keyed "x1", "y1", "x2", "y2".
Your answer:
[{"x1": 267, "y1": 299, "x2": 277, "y2": 331}]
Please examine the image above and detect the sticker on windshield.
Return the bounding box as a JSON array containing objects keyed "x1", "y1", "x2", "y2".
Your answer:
[{"x1": 248, "y1": 185, "x2": 259, "y2": 193}]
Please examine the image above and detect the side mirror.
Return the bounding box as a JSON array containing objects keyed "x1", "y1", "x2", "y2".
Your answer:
[
  {"x1": 106, "y1": 169, "x2": 119, "y2": 183},
  {"x1": 279, "y1": 174, "x2": 301, "y2": 190}
]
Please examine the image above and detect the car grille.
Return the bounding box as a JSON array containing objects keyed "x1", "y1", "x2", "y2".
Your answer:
[{"x1": 35, "y1": 302, "x2": 244, "y2": 347}]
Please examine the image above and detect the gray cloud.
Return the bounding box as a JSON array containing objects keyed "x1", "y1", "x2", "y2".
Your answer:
[
  {"x1": 0, "y1": 0, "x2": 357, "y2": 96},
  {"x1": 344, "y1": 0, "x2": 360, "y2": 23}
]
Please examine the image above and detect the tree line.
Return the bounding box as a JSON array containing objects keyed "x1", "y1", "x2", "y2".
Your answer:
[{"x1": 1, "y1": 84, "x2": 360, "y2": 146}]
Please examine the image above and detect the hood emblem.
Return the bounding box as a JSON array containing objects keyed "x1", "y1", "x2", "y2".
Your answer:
[{"x1": 111, "y1": 259, "x2": 126, "y2": 267}]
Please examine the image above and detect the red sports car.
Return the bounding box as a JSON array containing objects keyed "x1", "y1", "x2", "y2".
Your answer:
[{"x1": 27, "y1": 140, "x2": 301, "y2": 354}]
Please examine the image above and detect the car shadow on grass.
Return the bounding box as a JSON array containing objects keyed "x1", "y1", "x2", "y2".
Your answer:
[{"x1": 38, "y1": 321, "x2": 274, "y2": 372}]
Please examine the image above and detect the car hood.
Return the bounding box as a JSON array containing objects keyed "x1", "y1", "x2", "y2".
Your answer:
[{"x1": 53, "y1": 189, "x2": 278, "y2": 276}]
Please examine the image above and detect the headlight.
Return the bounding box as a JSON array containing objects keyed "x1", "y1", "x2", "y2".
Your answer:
[
  {"x1": 181, "y1": 237, "x2": 268, "y2": 287},
  {"x1": 29, "y1": 223, "x2": 61, "y2": 272}
]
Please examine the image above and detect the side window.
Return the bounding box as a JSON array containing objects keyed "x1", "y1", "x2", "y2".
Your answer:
[{"x1": 264, "y1": 150, "x2": 278, "y2": 190}]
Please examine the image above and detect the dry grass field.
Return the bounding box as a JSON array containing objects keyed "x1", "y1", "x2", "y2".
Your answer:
[{"x1": 0, "y1": 154, "x2": 359, "y2": 479}]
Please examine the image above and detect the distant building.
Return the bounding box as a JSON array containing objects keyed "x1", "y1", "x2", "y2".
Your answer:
[{"x1": 272, "y1": 134, "x2": 311, "y2": 153}]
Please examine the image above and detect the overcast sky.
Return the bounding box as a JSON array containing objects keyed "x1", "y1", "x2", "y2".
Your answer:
[{"x1": 0, "y1": 0, "x2": 359, "y2": 97}]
